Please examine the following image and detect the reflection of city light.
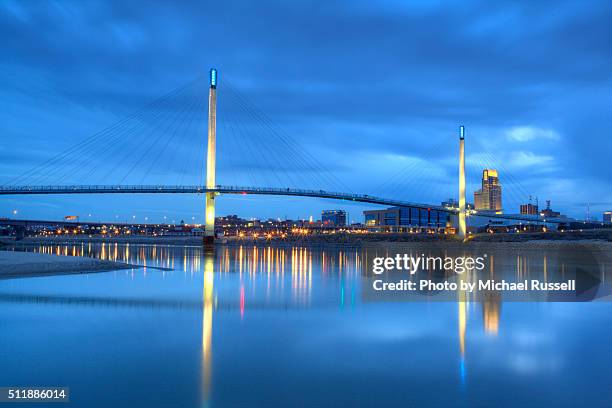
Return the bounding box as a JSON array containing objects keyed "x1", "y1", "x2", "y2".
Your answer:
[
  {"x1": 482, "y1": 293, "x2": 500, "y2": 335},
  {"x1": 240, "y1": 286, "x2": 245, "y2": 319}
]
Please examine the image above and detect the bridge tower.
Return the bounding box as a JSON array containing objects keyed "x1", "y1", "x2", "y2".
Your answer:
[
  {"x1": 458, "y1": 125, "x2": 467, "y2": 240},
  {"x1": 204, "y1": 68, "x2": 218, "y2": 248}
]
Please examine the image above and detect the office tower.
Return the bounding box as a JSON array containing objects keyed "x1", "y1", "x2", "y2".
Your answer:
[{"x1": 474, "y1": 169, "x2": 502, "y2": 212}]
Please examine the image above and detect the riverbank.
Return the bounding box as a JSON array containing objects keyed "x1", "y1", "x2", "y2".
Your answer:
[
  {"x1": 468, "y1": 229, "x2": 612, "y2": 242},
  {"x1": 1, "y1": 236, "x2": 204, "y2": 246},
  {"x1": 2, "y1": 234, "x2": 455, "y2": 249},
  {"x1": 0, "y1": 250, "x2": 134, "y2": 279},
  {"x1": 1, "y1": 228, "x2": 611, "y2": 248}
]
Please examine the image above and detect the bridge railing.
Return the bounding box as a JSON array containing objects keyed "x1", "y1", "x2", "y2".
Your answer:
[
  {"x1": 0, "y1": 185, "x2": 205, "y2": 192},
  {"x1": 214, "y1": 185, "x2": 453, "y2": 212},
  {"x1": 0, "y1": 183, "x2": 454, "y2": 212},
  {"x1": 0, "y1": 184, "x2": 569, "y2": 223}
]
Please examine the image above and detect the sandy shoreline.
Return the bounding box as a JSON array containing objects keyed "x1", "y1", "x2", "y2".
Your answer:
[{"x1": 0, "y1": 250, "x2": 134, "y2": 279}]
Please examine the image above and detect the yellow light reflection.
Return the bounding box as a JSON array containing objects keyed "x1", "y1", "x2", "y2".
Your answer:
[
  {"x1": 458, "y1": 292, "x2": 466, "y2": 358},
  {"x1": 201, "y1": 255, "x2": 214, "y2": 407}
]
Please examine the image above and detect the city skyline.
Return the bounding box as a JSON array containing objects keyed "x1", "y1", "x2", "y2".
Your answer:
[{"x1": 1, "y1": 1, "x2": 612, "y2": 221}]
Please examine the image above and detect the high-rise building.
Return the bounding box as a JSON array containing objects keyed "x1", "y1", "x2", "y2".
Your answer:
[
  {"x1": 604, "y1": 211, "x2": 612, "y2": 223},
  {"x1": 322, "y1": 210, "x2": 347, "y2": 226},
  {"x1": 474, "y1": 169, "x2": 502, "y2": 212}
]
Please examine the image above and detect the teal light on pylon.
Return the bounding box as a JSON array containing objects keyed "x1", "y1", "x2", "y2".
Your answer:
[{"x1": 210, "y1": 68, "x2": 217, "y2": 87}]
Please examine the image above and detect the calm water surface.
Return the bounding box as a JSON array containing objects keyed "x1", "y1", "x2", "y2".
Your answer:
[{"x1": 1, "y1": 243, "x2": 611, "y2": 407}]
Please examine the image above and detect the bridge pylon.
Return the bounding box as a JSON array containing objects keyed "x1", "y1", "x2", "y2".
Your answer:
[
  {"x1": 458, "y1": 125, "x2": 467, "y2": 240},
  {"x1": 204, "y1": 68, "x2": 217, "y2": 249}
]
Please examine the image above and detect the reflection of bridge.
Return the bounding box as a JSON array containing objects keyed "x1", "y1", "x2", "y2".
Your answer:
[{"x1": 0, "y1": 291, "x2": 325, "y2": 312}]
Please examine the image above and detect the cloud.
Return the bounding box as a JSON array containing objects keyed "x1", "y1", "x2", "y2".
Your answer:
[
  {"x1": 509, "y1": 151, "x2": 554, "y2": 168},
  {"x1": 506, "y1": 126, "x2": 560, "y2": 142}
]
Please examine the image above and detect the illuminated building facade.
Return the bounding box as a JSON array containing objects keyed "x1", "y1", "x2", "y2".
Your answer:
[
  {"x1": 321, "y1": 210, "x2": 347, "y2": 226},
  {"x1": 604, "y1": 211, "x2": 612, "y2": 223},
  {"x1": 474, "y1": 169, "x2": 502, "y2": 212},
  {"x1": 363, "y1": 206, "x2": 447, "y2": 231},
  {"x1": 520, "y1": 203, "x2": 539, "y2": 215}
]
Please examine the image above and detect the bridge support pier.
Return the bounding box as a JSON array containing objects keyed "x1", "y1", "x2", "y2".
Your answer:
[
  {"x1": 458, "y1": 125, "x2": 467, "y2": 240},
  {"x1": 204, "y1": 68, "x2": 217, "y2": 251}
]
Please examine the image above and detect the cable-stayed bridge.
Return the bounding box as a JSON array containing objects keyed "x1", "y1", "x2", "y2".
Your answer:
[
  {"x1": 1, "y1": 68, "x2": 569, "y2": 243},
  {"x1": 0, "y1": 184, "x2": 564, "y2": 225}
]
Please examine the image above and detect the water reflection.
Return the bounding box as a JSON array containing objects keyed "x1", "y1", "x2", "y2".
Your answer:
[
  {"x1": 3, "y1": 242, "x2": 612, "y2": 405},
  {"x1": 8, "y1": 242, "x2": 612, "y2": 313},
  {"x1": 482, "y1": 292, "x2": 501, "y2": 334},
  {"x1": 458, "y1": 296, "x2": 467, "y2": 384},
  {"x1": 202, "y1": 255, "x2": 213, "y2": 407}
]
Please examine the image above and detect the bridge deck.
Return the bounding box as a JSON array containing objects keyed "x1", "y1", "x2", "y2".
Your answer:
[{"x1": 0, "y1": 184, "x2": 563, "y2": 224}]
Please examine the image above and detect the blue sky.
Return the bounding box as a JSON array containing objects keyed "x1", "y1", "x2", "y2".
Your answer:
[{"x1": 1, "y1": 0, "x2": 611, "y2": 222}]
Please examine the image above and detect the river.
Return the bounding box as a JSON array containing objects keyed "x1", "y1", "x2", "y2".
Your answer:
[{"x1": 0, "y1": 242, "x2": 611, "y2": 407}]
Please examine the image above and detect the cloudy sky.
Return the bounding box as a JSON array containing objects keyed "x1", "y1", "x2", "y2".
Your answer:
[{"x1": 1, "y1": 0, "x2": 611, "y2": 222}]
